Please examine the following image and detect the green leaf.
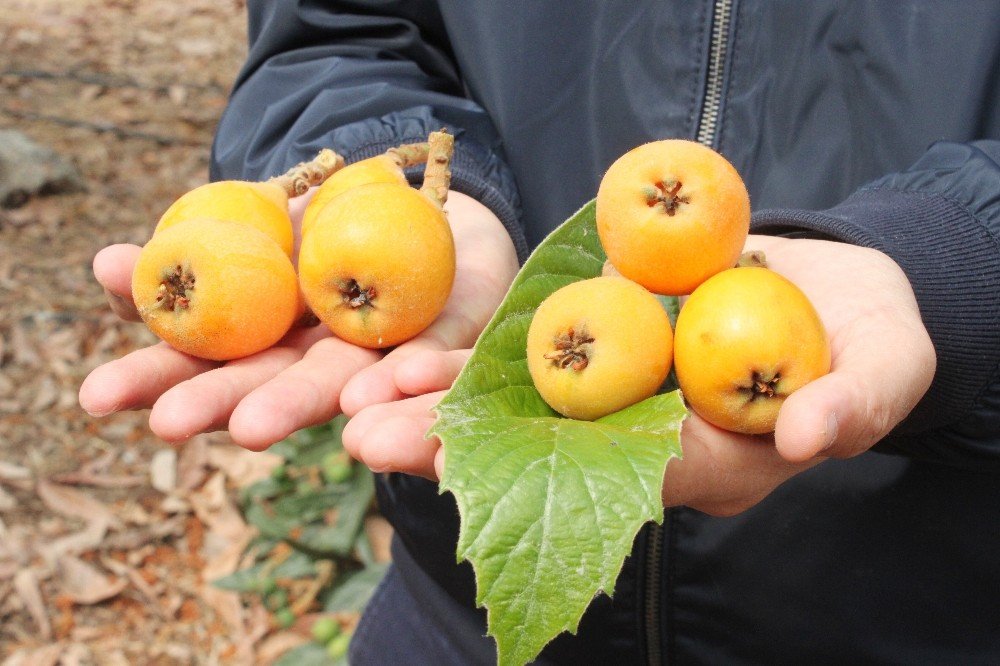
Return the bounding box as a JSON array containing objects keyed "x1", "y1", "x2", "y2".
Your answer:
[
  {"x1": 274, "y1": 642, "x2": 343, "y2": 666},
  {"x1": 211, "y1": 563, "x2": 268, "y2": 593},
  {"x1": 322, "y1": 563, "x2": 389, "y2": 613},
  {"x1": 431, "y1": 200, "x2": 686, "y2": 666},
  {"x1": 293, "y1": 468, "x2": 374, "y2": 556}
]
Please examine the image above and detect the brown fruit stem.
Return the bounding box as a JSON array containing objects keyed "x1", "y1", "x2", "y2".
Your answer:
[
  {"x1": 543, "y1": 326, "x2": 595, "y2": 371},
  {"x1": 386, "y1": 141, "x2": 431, "y2": 169},
  {"x1": 419, "y1": 129, "x2": 455, "y2": 209},
  {"x1": 736, "y1": 250, "x2": 768, "y2": 268},
  {"x1": 268, "y1": 148, "x2": 346, "y2": 197}
]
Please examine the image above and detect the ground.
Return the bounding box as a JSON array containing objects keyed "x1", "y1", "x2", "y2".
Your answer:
[{"x1": 0, "y1": 2, "x2": 379, "y2": 663}]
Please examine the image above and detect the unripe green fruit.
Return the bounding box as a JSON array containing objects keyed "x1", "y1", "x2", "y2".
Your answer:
[
  {"x1": 326, "y1": 632, "x2": 351, "y2": 659},
  {"x1": 321, "y1": 451, "x2": 354, "y2": 484},
  {"x1": 265, "y1": 587, "x2": 288, "y2": 611},
  {"x1": 311, "y1": 616, "x2": 342, "y2": 645},
  {"x1": 274, "y1": 607, "x2": 296, "y2": 629}
]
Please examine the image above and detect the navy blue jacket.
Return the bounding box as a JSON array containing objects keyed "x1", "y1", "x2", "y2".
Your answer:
[{"x1": 212, "y1": 2, "x2": 1000, "y2": 663}]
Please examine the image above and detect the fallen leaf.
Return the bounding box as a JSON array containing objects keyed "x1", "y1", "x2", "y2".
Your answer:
[
  {"x1": 56, "y1": 642, "x2": 89, "y2": 666},
  {"x1": 255, "y1": 632, "x2": 309, "y2": 666},
  {"x1": 100, "y1": 555, "x2": 165, "y2": 618},
  {"x1": 198, "y1": 524, "x2": 257, "y2": 655},
  {"x1": 49, "y1": 470, "x2": 145, "y2": 488},
  {"x1": 176, "y1": 436, "x2": 210, "y2": 491},
  {"x1": 13, "y1": 568, "x2": 52, "y2": 639},
  {"x1": 0, "y1": 643, "x2": 63, "y2": 666},
  {"x1": 38, "y1": 514, "x2": 110, "y2": 566},
  {"x1": 31, "y1": 377, "x2": 60, "y2": 411},
  {"x1": 36, "y1": 480, "x2": 121, "y2": 528},
  {"x1": 102, "y1": 515, "x2": 185, "y2": 551},
  {"x1": 188, "y1": 472, "x2": 246, "y2": 541},
  {"x1": 159, "y1": 494, "x2": 191, "y2": 514},
  {"x1": 207, "y1": 445, "x2": 282, "y2": 489},
  {"x1": 57, "y1": 555, "x2": 127, "y2": 605},
  {"x1": 9, "y1": 325, "x2": 41, "y2": 368}
]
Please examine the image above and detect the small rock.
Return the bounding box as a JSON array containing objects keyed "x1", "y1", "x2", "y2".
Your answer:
[
  {"x1": 0, "y1": 130, "x2": 86, "y2": 210},
  {"x1": 0, "y1": 461, "x2": 31, "y2": 482},
  {"x1": 150, "y1": 449, "x2": 178, "y2": 494}
]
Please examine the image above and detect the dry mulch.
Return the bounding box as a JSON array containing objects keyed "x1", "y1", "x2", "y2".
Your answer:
[{"x1": 0, "y1": 1, "x2": 339, "y2": 663}]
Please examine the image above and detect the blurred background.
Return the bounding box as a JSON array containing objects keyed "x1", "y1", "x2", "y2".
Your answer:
[{"x1": 1, "y1": 2, "x2": 387, "y2": 663}]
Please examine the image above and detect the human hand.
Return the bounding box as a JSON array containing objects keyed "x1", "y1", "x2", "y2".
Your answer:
[
  {"x1": 661, "y1": 234, "x2": 935, "y2": 515},
  {"x1": 78, "y1": 190, "x2": 519, "y2": 450},
  {"x1": 342, "y1": 235, "x2": 936, "y2": 516}
]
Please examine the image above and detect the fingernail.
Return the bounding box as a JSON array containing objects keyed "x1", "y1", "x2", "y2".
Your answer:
[
  {"x1": 84, "y1": 402, "x2": 119, "y2": 418},
  {"x1": 821, "y1": 412, "x2": 838, "y2": 452}
]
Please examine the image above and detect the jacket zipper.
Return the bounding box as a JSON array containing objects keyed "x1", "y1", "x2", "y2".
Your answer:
[
  {"x1": 644, "y1": 1, "x2": 734, "y2": 664},
  {"x1": 696, "y1": 0, "x2": 735, "y2": 148}
]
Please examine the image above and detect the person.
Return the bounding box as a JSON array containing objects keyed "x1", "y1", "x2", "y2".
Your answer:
[{"x1": 80, "y1": 2, "x2": 1000, "y2": 663}]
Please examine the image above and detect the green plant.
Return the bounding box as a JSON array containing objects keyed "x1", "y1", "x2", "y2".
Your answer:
[{"x1": 431, "y1": 201, "x2": 686, "y2": 666}]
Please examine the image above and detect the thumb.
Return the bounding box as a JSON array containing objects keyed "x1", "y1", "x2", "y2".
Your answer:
[{"x1": 774, "y1": 339, "x2": 933, "y2": 462}]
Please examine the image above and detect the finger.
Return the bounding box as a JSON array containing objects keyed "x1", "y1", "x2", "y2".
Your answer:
[
  {"x1": 774, "y1": 312, "x2": 935, "y2": 462},
  {"x1": 338, "y1": 271, "x2": 493, "y2": 416},
  {"x1": 148, "y1": 345, "x2": 307, "y2": 444},
  {"x1": 287, "y1": 185, "x2": 317, "y2": 260},
  {"x1": 434, "y1": 446, "x2": 445, "y2": 480},
  {"x1": 94, "y1": 244, "x2": 142, "y2": 321},
  {"x1": 78, "y1": 342, "x2": 219, "y2": 417},
  {"x1": 339, "y1": 338, "x2": 447, "y2": 417},
  {"x1": 342, "y1": 391, "x2": 445, "y2": 457},
  {"x1": 342, "y1": 392, "x2": 444, "y2": 480},
  {"x1": 359, "y1": 415, "x2": 440, "y2": 480},
  {"x1": 229, "y1": 336, "x2": 380, "y2": 451},
  {"x1": 664, "y1": 415, "x2": 817, "y2": 517},
  {"x1": 394, "y1": 349, "x2": 472, "y2": 395}
]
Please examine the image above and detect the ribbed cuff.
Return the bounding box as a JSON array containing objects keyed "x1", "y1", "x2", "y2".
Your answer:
[
  {"x1": 341, "y1": 136, "x2": 530, "y2": 264},
  {"x1": 752, "y1": 187, "x2": 1000, "y2": 434}
]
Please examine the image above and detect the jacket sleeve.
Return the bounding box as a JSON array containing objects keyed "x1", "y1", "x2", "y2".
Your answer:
[
  {"x1": 209, "y1": 0, "x2": 529, "y2": 261},
  {"x1": 752, "y1": 140, "x2": 1000, "y2": 469}
]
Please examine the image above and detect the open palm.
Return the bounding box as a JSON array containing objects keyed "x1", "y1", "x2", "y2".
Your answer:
[
  {"x1": 341, "y1": 235, "x2": 937, "y2": 516},
  {"x1": 78, "y1": 190, "x2": 519, "y2": 450}
]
